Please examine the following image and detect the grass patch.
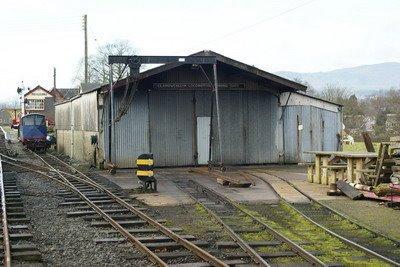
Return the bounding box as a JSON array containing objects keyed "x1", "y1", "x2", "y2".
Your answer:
[{"x1": 343, "y1": 142, "x2": 379, "y2": 152}]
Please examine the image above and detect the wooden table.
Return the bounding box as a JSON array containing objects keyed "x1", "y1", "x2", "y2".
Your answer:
[
  {"x1": 331, "y1": 152, "x2": 377, "y2": 183},
  {"x1": 305, "y1": 151, "x2": 377, "y2": 184},
  {"x1": 304, "y1": 151, "x2": 337, "y2": 184}
]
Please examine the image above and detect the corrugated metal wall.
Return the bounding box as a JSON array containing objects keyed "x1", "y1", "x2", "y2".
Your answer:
[
  {"x1": 211, "y1": 90, "x2": 279, "y2": 165},
  {"x1": 103, "y1": 88, "x2": 281, "y2": 167},
  {"x1": 103, "y1": 90, "x2": 150, "y2": 168},
  {"x1": 283, "y1": 105, "x2": 341, "y2": 163},
  {"x1": 149, "y1": 90, "x2": 195, "y2": 167}
]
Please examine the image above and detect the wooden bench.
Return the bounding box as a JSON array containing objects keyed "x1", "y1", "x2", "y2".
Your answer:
[
  {"x1": 321, "y1": 165, "x2": 347, "y2": 185},
  {"x1": 300, "y1": 163, "x2": 315, "y2": 183}
]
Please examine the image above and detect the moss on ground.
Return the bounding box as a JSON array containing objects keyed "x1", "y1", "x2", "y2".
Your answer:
[{"x1": 243, "y1": 202, "x2": 390, "y2": 266}]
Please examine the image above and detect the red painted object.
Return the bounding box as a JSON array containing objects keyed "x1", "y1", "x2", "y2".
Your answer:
[{"x1": 362, "y1": 190, "x2": 400, "y2": 203}]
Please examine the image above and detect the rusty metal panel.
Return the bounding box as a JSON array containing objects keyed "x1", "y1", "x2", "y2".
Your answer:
[{"x1": 149, "y1": 90, "x2": 195, "y2": 167}]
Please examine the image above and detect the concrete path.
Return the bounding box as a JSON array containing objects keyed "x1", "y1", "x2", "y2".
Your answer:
[
  {"x1": 262, "y1": 169, "x2": 344, "y2": 201},
  {"x1": 97, "y1": 169, "x2": 194, "y2": 206},
  {"x1": 160, "y1": 168, "x2": 279, "y2": 204},
  {"x1": 245, "y1": 170, "x2": 310, "y2": 203}
]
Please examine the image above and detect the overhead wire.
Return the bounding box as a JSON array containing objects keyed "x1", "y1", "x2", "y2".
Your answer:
[{"x1": 183, "y1": 0, "x2": 319, "y2": 52}]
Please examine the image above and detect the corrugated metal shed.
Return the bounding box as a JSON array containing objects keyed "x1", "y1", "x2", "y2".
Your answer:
[
  {"x1": 56, "y1": 52, "x2": 343, "y2": 169},
  {"x1": 283, "y1": 105, "x2": 341, "y2": 163}
]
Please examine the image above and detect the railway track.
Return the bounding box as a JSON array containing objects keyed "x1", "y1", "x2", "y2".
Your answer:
[
  {"x1": 174, "y1": 179, "x2": 326, "y2": 266},
  {"x1": 0, "y1": 133, "x2": 42, "y2": 266},
  {"x1": 245, "y1": 169, "x2": 400, "y2": 266},
  {"x1": 163, "y1": 169, "x2": 399, "y2": 266},
  {"x1": 1, "y1": 152, "x2": 237, "y2": 267}
]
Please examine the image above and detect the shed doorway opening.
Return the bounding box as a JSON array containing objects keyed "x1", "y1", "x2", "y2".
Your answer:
[{"x1": 197, "y1": 116, "x2": 211, "y2": 165}]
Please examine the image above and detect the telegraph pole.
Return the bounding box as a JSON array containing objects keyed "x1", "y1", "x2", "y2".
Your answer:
[
  {"x1": 53, "y1": 67, "x2": 56, "y2": 89},
  {"x1": 83, "y1": 14, "x2": 88, "y2": 86}
]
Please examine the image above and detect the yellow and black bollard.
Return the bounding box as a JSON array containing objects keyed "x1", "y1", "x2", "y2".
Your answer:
[{"x1": 136, "y1": 154, "x2": 157, "y2": 191}]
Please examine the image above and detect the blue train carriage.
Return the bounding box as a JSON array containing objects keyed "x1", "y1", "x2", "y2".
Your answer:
[{"x1": 20, "y1": 113, "x2": 49, "y2": 150}]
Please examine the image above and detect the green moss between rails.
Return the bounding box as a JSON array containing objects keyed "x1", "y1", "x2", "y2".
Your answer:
[
  {"x1": 242, "y1": 202, "x2": 389, "y2": 266},
  {"x1": 241, "y1": 231, "x2": 274, "y2": 242},
  {"x1": 180, "y1": 204, "x2": 230, "y2": 239}
]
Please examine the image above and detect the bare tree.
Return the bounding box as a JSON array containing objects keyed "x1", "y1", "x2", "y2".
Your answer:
[
  {"x1": 317, "y1": 83, "x2": 352, "y2": 103},
  {"x1": 0, "y1": 97, "x2": 20, "y2": 109},
  {"x1": 73, "y1": 39, "x2": 137, "y2": 85},
  {"x1": 292, "y1": 78, "x2": 317, "y2": 96}
]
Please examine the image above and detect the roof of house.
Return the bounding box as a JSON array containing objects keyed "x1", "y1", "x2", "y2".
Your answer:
[
  {"x1": 24, "y1": 85, "x2": 52, "y2": 97},
  {"x1": 51, "y1": 88, "x2": 80, "y2": 101},
  {"x1": 96, "y1": 50, "x2": 307, "y2": 93}
]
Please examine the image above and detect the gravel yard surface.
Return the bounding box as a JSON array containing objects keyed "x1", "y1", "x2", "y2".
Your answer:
[{"x1": 16, "y1": 171, "x2": 150, "y2": 266}]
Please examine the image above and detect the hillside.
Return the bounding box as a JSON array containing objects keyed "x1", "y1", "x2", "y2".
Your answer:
[{"x1": 276, "y1": 62, "x2": 400, "y2": 95}]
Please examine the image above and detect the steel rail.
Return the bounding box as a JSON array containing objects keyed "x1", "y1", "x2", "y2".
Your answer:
[
  {"x1": 43, "y1": 153, "x2": 228, "y2": 267},
  {"x1": 188, "y1": 179, "x2": 327, "y2": 267},
  {"x1": 32, "y1": 153, "x2": 169, "y2": 267},
  {"x1": 0, "y1": 156, "x2": 11, "y2": 267},
  {"x1": 3, "y1": 160, "x2": 167, "y2": 267},
  {"x1": 250, "y1": 170, "x2": 400, "y2": 266},
  {"x1": 174, "y1": 181, "x2": 271, "y2": 267},
  {"x1": 254, "y1": 169, "x2": 400, "y2": 245}
]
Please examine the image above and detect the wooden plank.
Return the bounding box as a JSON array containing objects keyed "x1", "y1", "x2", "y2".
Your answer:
[
  {"x1": 321, "y1": 156, "x2": 329, "y2": 185},
  {"x1": 94, "y1": 235, "x2": 196, "y2": 243},
  {"x1": 354, "y1": 158, "x2": 364, "y2": 183},
  {"x1": 336, "y1": 181, "x2": 363, "y2": 200},
  {"x1": 216, "y1": 241, "x2": 281, "y2": 248},
  {"x1": 362, "y1": 132, "x2": 375, "y2": 152},
  {"x1": 104, "y1": 227, "x2": 183, "y2": 235},
  {"x1": 314, "y1": 155, "x2": 321, "y2": 184},
  {"x1": 347, "y1": 158, "x2": 354, "y2": 182},
  {"x1": 90, "y1": 219, "x2": 166, "y2": 227},
  {"x1": 320, "y1": 165, "x2": 347, "y2": 169},
  {"x1": 168, "y1": 260, "x2": 246, "y2": 267},
  {"x1": 374, "y1": 144, "x2": 387, "y2": 186},
  {"x1": 0, "y1": 251, "x2": 41, "y2": 261}
]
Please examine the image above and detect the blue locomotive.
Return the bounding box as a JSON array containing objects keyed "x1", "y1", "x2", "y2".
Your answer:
[{"x1": 19, "y1": 113, "x2": 49, "y2": 150}]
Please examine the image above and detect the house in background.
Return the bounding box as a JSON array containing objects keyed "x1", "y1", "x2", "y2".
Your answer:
[
  {"x1": 51, "y1": 87, "x2": 80, "y2": 103},
  {"x1": 23, "y1": 85, "x2": 79, "y2": 126}
]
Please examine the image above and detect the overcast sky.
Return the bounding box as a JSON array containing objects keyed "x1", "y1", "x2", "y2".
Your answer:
[{"x1": 1, "y1": 0, "x2": 399, "y2": 101}]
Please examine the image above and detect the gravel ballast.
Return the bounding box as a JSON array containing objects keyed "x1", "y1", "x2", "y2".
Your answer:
[{"x1": 16, "y1": 170, "x2": 150, "y2": 266}]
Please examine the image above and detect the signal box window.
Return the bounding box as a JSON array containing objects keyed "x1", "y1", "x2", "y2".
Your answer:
[{"x1": 26, "y1": 99, "x2": 44, "y2": 110}]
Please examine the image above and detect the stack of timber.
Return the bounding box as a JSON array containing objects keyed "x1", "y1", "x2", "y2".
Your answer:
[{"x1": 189, "y1": 168, "x2": 253, "y2": 188}]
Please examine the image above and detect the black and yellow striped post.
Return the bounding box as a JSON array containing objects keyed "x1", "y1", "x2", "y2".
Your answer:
[{"x1": 136, "y1": 154, "x2": 157, "y2": 191}]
